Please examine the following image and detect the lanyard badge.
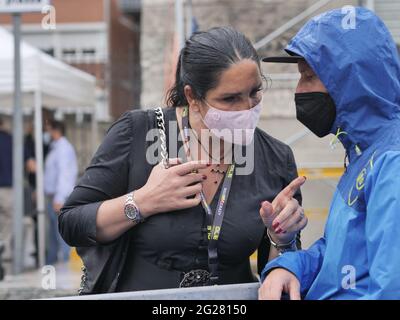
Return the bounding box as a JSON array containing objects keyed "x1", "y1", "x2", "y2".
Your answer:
[{"x1": 180, "y1": 106, "x2": 235, "y2": 285}]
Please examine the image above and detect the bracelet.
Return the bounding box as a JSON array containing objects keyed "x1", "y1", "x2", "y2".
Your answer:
[{"x1": 266, "y1": 228, "x2": 297, "y2": 255}]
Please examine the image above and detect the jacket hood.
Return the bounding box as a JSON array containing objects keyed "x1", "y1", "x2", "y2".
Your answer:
[{"x1": 286, "y1": 7, "x2": 400, "y2": 157}]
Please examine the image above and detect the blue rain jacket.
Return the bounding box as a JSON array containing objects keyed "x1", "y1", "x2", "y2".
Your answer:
[{"x1": 261, "y1": 7, "x2": 400, "y2": 299}]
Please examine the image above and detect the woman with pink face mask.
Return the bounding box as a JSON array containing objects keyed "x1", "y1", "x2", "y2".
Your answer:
[{"x1": 59, "y1": 27, "x2": 308, "y2": 294}]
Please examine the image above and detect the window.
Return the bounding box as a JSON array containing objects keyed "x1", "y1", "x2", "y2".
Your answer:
[
  {"x1": 62, "y1": 49, "x2": 77, "y2": 56},
  {"x1": 82, "y1": 48, "x2": 96, "y2": 55},
  {"x1": 42, "y1": 48, "x2": 54, "y2": 57}
]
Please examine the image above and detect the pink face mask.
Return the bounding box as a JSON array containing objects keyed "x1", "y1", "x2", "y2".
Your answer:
[{"x1": 201, "y1": 99, "x2": 263, "y2": 145}]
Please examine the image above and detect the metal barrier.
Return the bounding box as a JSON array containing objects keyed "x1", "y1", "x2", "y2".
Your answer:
[{"x1": 51, "y1": 282, "x2": 260, "y2": 300}]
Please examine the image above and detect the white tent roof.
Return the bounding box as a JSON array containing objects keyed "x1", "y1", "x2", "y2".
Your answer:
[
  {"x1": 0, "y1": 26, "x2": 96, "y2": 112},
  {"x1": 0, "y1": 27, "x2": 98, "y2": 270}
]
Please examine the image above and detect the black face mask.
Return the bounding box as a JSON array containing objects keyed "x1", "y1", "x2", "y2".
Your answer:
[{"x1": 295, "y1": 92, "x2": 337, "y2": 138}]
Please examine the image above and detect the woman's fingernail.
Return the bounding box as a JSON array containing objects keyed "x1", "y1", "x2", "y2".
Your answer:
[
  {"x1": 202, "y1": 175, "x2": 207, "y2": 180},
  {"x1": 272, "y1": 221, "x2": 280, "y2": 229},
  {"x1": 303, "y1": 176, "x2": 307, "y2": 180},
  {"x1": 275, "y1": 228, "x2": 283, "y2": 234}
]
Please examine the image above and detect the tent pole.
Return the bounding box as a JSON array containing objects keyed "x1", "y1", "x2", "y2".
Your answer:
[
  {"x1": 34, "y1": 90, "x2": 46, "y2": 268},
  {"x1": 12, "y1": 13, "x2": 24, "y2": 275},
  {"x1": 175, "y1": 0, "x2": 185, "y2": 50}
]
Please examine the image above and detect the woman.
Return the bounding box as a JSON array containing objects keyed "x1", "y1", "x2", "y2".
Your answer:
[{"x1": 59, "y1": 27, "x2": 308, "y2": 294}]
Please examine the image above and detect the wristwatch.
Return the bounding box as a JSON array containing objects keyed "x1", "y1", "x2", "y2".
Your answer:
[
  {"x1": 124, "y1": 191, "x2": 145, "y2": 224},
  {"x1": 266, "y1": 228, "x2": 297, "y2": 255}
]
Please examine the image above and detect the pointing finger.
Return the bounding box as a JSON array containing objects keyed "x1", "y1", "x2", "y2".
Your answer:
[
  {"x1": 272, "y1": 176, "x2": 306, "y2": 214},
  {"x1": 280, "y1": 176, "x2": 306, "y2": 199}
]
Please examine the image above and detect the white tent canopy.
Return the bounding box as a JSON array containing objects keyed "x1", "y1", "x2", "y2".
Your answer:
[
  {"x1": 0, "y1": 26, "x2": 97, "y2": 271},
  {"x1": 0, "y1": 26, "x2": 96, "y2": 112}
]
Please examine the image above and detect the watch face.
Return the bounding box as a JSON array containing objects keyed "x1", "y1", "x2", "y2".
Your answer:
[{"x1": 125, "y1": 203, "x2": 139, "y2": 220}]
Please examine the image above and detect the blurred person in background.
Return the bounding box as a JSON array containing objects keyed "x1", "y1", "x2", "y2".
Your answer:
[
  {"x1": 44, "y1": 120, "x2": 78, "y2": 265},
  {"x1": 0, "y1": 116, "x2": 13, "y2": 268},
  {"x1": 23, "y1": 117, "x2": 53, "y2": 267},
  {"x1": 23, "y1": 122, "x2": 40, "y2": 267}
]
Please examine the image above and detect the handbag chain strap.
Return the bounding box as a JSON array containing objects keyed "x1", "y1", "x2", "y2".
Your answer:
[
  {"x1": 78, "y1": 108, "x2": 168, "y2": 295},
  {"x1": 155, "y1": 107, "x2": 169, "y2": 169}
]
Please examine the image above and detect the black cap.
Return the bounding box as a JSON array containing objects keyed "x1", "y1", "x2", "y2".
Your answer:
[
  {"x1": 262, "y1": 56, "x2": 304, "y2": 63},
  {"x1": 262, "y1": 55, "x2": 304, "y2": 63}
]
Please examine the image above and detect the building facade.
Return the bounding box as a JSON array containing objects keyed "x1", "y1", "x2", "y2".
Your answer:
[{"x1": 0, "y1": 0, "x2": 141, "y2": 120}]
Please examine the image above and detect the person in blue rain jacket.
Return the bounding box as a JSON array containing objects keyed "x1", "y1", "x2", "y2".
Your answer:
[{"x1": 259, "y1": 7, "x2": 400, "y2": 300}]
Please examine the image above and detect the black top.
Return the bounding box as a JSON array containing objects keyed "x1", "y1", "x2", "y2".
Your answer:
[
  {"x1": 59, "y1": 107, "x2": 301, "y2": 293},
  {"x1": 24, "y1": 134, "x2": 36, "y2": 188},
  {"x1": 0, "y1": 130, "x2": 12, "y2": 187}
]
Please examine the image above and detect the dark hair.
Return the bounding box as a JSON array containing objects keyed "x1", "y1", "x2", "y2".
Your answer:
[
  {"x1": 48, "y1": 120, "x2": 65, "y2": 136},
  {"x1": 166, "y1": 27, "x2": 260, "y2": 107}
]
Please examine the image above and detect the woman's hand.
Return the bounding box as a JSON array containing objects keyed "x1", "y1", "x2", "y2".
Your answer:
[
  {"x1": 135, "y1": 158, "x2": 209, "y2": 217},
  {"x1": 258, "y1": 268, "x2": 301, "y2": 300},
  {"x1": 259, "y1": 176, "x2": 308, "y2": 244}
]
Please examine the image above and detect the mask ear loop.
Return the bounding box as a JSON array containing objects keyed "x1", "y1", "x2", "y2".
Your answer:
[{"x1": 330, "y1": 127, "x2": 348, "y2": 150}]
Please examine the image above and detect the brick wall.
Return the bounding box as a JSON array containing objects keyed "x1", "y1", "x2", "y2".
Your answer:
[
  {"x1": 0, "y1": 0, "x2": 105, "y2": 24},
  {"x1": 140, "y1": 0, "x2": 359, "y2": 111},
  {"x1": 140, "y1": 0, "x2": 314, "y2": 108},
  {"x1": 109, "y1": 0, "x2": 141, "y2": 118}
]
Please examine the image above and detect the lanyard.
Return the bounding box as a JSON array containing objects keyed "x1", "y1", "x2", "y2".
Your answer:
[{"x1": 180, "y1": 106, "x2": 235, "y2": 283}]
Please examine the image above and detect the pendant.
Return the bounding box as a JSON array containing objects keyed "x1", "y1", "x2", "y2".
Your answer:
[{"x1": 211, "y1": 168, "x2": 226, "y2": 174}]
